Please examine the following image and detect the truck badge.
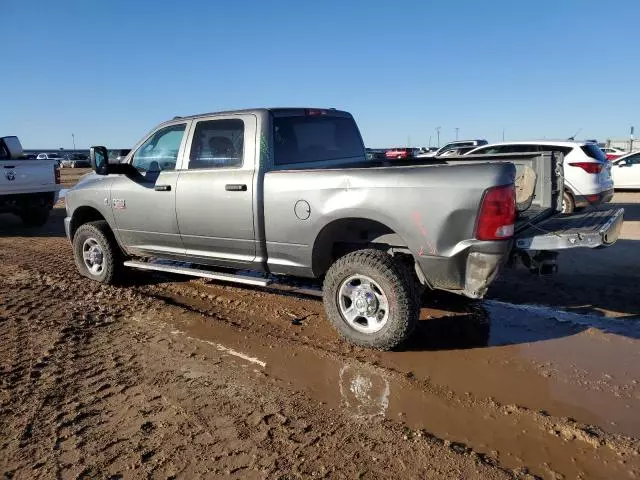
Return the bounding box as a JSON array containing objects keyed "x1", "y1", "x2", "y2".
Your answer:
[
  {"x1": 112, "y1": 199, "x2": 126, "y2": 209},
  {"x1": 5, "y1": 170, "x2": 16, "y2": 181}
]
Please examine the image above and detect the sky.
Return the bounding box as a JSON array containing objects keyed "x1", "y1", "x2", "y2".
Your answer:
[{"x1": 2, "y1": 0, "x2": 639, "y2": 149}]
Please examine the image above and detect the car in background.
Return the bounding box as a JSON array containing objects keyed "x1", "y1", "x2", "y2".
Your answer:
[
  {"x1": 422, "y1": 139, "x2": 488, "y2": 158},
  {"x1": 108, "y1": 149, "x2": 132, "y2": 164},
  {"x1": 36, "y1": 152, "x2": 63, "y2": 165},
  {"x1": 365, "y1": 148, "x2": 387, "y2": 161},
  {"x1": 437, "y1": 145, "x2": 477, "y2": 157},
  {"x1": 385, "y1": 147, "x2": 420, "y2": 160},
  {"x1": 465, "y1": 140, "x2": 614, "y2": 213},
  {"x1": 601, "y1": 147, "x2": 626, "y2": 161},
  {"x1": 66, "y1": 153, "x2": 91, "y2": 168},
  {"x1": 611, "y1": 151, "x2": 640, "y2": 189}
]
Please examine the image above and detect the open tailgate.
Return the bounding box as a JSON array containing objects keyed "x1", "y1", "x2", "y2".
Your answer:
[{"x1": 515, "y1": 207, "x2": 624, "y2": 250}]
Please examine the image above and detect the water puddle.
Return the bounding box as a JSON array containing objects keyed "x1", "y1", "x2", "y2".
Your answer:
[{"x1": 149, "y1": 293, "x2": 640, "y2": 479}]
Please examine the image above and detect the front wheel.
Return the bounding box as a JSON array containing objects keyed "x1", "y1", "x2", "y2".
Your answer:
[
  {"x1": 72, "y1": 220, "x2": 121, "y2": 284},
  {"x1": 323, "y1": 249, "x2": 419, "y2": 350}
]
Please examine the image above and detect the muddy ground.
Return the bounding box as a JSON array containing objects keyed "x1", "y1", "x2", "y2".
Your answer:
[{"x1": 1, "y1": 169, "x2": 639, "y2": 479}]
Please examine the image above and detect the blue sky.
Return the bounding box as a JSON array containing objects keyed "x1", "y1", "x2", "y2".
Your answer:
[{"x1": 3, "y1": 0, "x2": 639, "y2": 149}]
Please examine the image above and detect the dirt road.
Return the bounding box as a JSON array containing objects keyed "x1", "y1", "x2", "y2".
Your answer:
[{"x1": 1, "y1": 173, "x2": 639, "y2": 479}]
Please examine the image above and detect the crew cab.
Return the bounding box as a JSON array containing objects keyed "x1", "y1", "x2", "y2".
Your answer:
[
  {"x1": 1, "y1": 136, "x2": 61, "y2": 226},
  {"x1": 64, "y1": 108, "x2": 624, "y2": 350}
]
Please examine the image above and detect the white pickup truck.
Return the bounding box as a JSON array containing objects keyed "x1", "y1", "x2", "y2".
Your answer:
[{"x1": 1, "y1": 136, "x2": 61, "y2": 226}]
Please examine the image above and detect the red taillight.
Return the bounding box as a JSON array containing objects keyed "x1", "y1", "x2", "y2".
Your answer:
[
  {"x1": 54, "y1": 165, "x2": 61, "y2": 184},
  {"x1": 475, "y1": 185, "x2": 516, "y2": 241},
  {"x1": 569, "y1": 162, "x2": 603, "y2": 174}
]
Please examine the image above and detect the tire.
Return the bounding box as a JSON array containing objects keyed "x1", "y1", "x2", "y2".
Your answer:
[
  {"x1": 72, "y1": 220, "x2": 121, "y2": 284},
  {"x1": 323, "y1": 249, "x2": 420, "y2": 350},
  {"x1": 562, "y1": 190, "x2": 575, "y2": 214},
  {"x1": 19, "y1": 207, "x2": 50, "y2": 227}
]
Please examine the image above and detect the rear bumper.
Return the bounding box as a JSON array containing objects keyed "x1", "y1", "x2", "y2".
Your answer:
[
  {"x1": 574, "y1": 188, "x2": 614, "y2": 208},
  {"x1": 415, "y1": 240, "x2": 512, "y2": 299}
]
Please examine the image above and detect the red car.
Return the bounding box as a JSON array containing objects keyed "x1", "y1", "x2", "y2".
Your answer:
[
  {"x1": 385, "y1": 148, "x2": 418, "y2": 160},
  {"x1": 601, "y1": 147, "x2": 626, "y2": 161}
]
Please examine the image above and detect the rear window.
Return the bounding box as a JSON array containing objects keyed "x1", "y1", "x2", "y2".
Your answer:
[
  {"x1": 581, "y1": 144, "x2": 607, "y2": 161},
  {"x1": 273, "y1": 115, "x2": 363, "y2": 165}
]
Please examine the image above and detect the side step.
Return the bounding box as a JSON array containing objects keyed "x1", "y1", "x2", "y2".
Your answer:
[{"x1": 123, "y1": 260, "x2": 271, "y2": 287}]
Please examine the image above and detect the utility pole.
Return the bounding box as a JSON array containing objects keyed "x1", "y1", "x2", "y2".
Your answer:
[
  {"x1": 502, "y1": 128, "x2": 505, "y2": 141},
  {"x1": 455, "y1": 127, "x2": 459, "y2": 140},
  {"x1": 428, "y1": 135, "x2": 432, "y2": 148},
  {"x1": 436, "y1": 126, "x2": 441, "y2": 147},
  {"x1": 408, "y1": 135, "x2": 411, "y2": 148},
  {"x1": 631, "y1": 126, "x2": 635, "y2": 152},
  {"x1": 72, "y1": 133, "x2": 76, "y2": 151}
]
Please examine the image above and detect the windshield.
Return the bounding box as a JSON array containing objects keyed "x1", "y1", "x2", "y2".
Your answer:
[
  {"x1": 273, "y1": 115, "x2": 364, "y2": 165},
  {"x1": 48, "y1": 153, "x2": 61, "y2": 158},
  {"x1": 581, "y1": 143, "x2": 607, "y2": 161}
]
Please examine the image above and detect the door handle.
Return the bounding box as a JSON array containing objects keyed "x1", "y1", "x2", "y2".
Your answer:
[
  {"x1": 225, "y1": 184, "x2": 247, "y2": 191},
  {"x1": 154, "y1": 185, "x2": 171, "y2": 191}
]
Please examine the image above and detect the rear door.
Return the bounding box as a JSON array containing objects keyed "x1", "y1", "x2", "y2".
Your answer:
[
  {"x1": 175, "y1": 114, "x2": 257, "y2": 267},
  {"x1": 110, "y1": 122, "x2": 190, "y2": 256}
]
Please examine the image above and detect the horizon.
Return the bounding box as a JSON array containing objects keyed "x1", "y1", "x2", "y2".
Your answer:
[{"x1": 3, "y1": 0, "x2": 639, "y2": 149}]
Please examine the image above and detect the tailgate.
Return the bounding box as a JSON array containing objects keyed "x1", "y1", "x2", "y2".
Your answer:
[
  {"x1": 515, "y1": 207, "x2": 624, "y2": 250},
  {"x1": 1, "y1": 160, "x2": 57, "y2": 194}
]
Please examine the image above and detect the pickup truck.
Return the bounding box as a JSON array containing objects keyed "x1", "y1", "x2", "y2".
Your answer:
[
  {"x1": 1, "y1": 136, "x2": 61, "y2": 226},
  {"x1": 63, "y1": 108, "x2": 624, "y2": 350}
]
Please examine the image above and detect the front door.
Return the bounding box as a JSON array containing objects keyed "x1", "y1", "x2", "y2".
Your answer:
[
  {"x1": 175, "y1": 115, "x2": 257, "y2": 268},
  {"x1": 110, "y1": 122, "x2": 190, "y2": 257}
]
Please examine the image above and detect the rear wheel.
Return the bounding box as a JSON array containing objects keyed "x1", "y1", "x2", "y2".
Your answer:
[
  {"x1": 19, "y1": 207, "x2": 49, "y2": 227},
  {"x1": 562, "y1": 190, "x2": 575, "y2": 214},
  {"x1": 323, "y1": 249, "x2": 419, "y2": 350},
  {"x1": 72, "y1": 220, "x2": 121, "y2": 284}
]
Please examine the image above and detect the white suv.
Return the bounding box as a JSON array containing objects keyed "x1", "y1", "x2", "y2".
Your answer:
[{"x1": 466, "y1": 141, "x2": 614, "y2": 213}]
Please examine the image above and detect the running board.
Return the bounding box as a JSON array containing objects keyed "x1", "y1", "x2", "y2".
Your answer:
[{"x1": 123, "y1": 260, "x2": 271, "y2": 287}]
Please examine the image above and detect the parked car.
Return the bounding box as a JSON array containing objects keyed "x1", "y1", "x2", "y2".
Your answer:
[
  {"x1": 466, "y1": 141, "x2": 614, "y2": 213},
  {"x1": 66, "y1": 153, "x2": 91, "y2": 168},
  {"x1": 365, "y1": 148, "x2": 387, "y2": 161},
  {"x1": 1, "y1": 136, "x2": 61, "y2": 226},
  {"x1": 109, "y1": 149, "x2": 132, "y2": 164},
  {"x1": 385, "y1": 147, "x2": 419, "y2": 160},
  {"x1": 64, "y1": 108, "x2": 624, "y2": 351},
  {"x1": 611, "y1": 151, "x2": 640, "y2": 189},
  {"x1": 423, "y1": 139, "x2": 488, "y2": 158},
  {"x1": 436, "y1": 146, "x2": 477, "y2": 157},
  {"x1": 36, "y1": 152, "x2": 63, "y2": 165},
  {"x1": 601, "y1": 147, "x2": 626, "y2": 161}
]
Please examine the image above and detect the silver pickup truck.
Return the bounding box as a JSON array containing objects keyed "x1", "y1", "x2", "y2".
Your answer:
[
  {"x1": 1, "y1": 136, "x2": 61, "y2": 226},
  {"x1": 64, "y1": 108, "x2": 624, "y2": 349}
]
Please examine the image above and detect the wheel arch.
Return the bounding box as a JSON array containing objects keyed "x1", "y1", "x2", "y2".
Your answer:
[
  {"x1": 69, "y1": 206, "x2": 109, "y2": 240},
  {"x1": 311, "y1": 217, "x2": 411, "y2": 277}
]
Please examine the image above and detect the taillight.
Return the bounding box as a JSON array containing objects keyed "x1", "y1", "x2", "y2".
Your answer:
[
  {"x1": 569, "y1": 162, "x2": 603, "y2": 174},
  {"x1": 54, "y1": 165, "x2": 61, "y2": 184},
  {"x1": 475, "y1": 185, "x2": 516, "y2": 241}
]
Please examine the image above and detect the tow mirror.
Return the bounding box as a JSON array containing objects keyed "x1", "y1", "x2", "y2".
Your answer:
[{"x1": 90, "y1": 146, "x2": 109, "y2": 175}]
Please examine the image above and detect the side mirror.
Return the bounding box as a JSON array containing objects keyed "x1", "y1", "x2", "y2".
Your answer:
[{"x1": 90, "y1": 146, "x2": 109, "y2": 175}]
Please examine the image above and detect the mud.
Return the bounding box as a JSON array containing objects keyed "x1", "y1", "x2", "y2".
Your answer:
[{"x1": 1, "y1": 192, "x2": 639, "y2": 479}]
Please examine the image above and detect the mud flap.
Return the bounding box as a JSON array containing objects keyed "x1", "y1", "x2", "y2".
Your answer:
[{"x1": 514, "y1": 207, "x2": 624, "y2": 251}]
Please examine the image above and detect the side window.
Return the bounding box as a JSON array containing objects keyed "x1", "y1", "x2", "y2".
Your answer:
[
  {"x1": 627, "y1": 153, "x2": 640, "y2": 165},
  {"x1": 132, "y1": 124, "x2": 186, "y2": 172},
  {"x1": 188, "y1": 119, "x2": 244, "y2": 169}
]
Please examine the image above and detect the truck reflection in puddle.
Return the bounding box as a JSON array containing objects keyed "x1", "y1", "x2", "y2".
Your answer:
[{"x1": 339, "y1": 364, "x2": 390, "y2": 419}]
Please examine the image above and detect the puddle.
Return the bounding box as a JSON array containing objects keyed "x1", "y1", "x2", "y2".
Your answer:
[{"x1": 149, "y1": 294, "x2": 640, "y2": 479}]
